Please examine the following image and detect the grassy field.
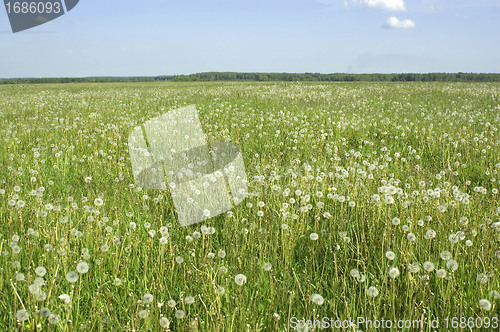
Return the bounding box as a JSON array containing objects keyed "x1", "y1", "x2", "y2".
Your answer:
[{"x1": 0, "y1": 82, "x2": 499, "y2": 331}]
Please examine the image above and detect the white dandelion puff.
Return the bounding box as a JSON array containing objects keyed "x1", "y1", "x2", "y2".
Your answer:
[
  {"x1": 479, "y1": 299, "x2": 492, "y2": 311},
  {"x1": 35, "y1": 266, "x2": 47, "y2": 277},
  {"x1": 234, "y1": 273, "x2": 247, "y2": 286},
  {"x1": 388, "y1": 267, "x2": 400, "y2": 279},
  {"x1": 367, "y1": 286, "x2": 379, "y2": 297},
  {"x1": 385, "y1": 251, "x2": 396, "y2": 260},
  {"x1": 311, "y1": 293, "x2": 325, "y2": 305},
  {"x1": 65, "y1": 271, "x2": 79, "y2": 283},
  {"x1": 76, "y1": 261, "x2": 89, "y2": 274}
]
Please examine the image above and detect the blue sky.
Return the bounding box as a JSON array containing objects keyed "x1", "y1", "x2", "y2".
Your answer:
[{"x1": 0, "y1": 0, "x2": 499, "y2": 77}]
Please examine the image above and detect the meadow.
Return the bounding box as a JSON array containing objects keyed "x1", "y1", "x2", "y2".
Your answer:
[{"x1": 0, "y1": 81, "x2": 499, "y2": 331}]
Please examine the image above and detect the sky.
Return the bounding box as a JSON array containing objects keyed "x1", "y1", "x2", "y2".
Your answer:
[{"x1": 0, "y1": 0, "x2": 499, "y2": 77}]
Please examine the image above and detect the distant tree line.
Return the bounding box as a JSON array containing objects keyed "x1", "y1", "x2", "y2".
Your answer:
[
  {"x1": 172, "y1": 72, "x2": 500, "y2": 82},
  {"x1": 1, "y1": 72, "x2": 499, "y2": 84}
]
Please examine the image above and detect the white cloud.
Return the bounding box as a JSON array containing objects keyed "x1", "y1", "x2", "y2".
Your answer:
[
  {"x1": 352, "y1": 0, "x2": 406, "y2": 11},
  {"x1": 383, "y1": 16, "x2": 416, "y2": 29}
]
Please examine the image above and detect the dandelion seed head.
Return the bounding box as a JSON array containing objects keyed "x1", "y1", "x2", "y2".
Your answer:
[
  {"x1": 234, "y1": 273, "x2": 247, "y2": 286},
  {"x1": 16, "y1": 309, "x2": 29, "y2": 322},
  {"x1": 367, "y1": 286, "x2": 379, "y2": 297},
  {"x1": 65, "y1": 271, "x2": 79, "y2": 283},
  {"x1": 388, "y1": 267, "x2": 400, "y2": 279},
  {"x1": 39, "y1": 307, "x2": 51, "y2": 318},
  {"x1": 76, "y1": 261, "x2": 89, "y2": 274},
  {"x1": 35, "y1": 266, "x2": 47, "y2": 277},
  {"x1": 385, "y1": 251, "x2": 396, "y2": 260},
  {"x1": 216, "y1": 286, "x2": 225, "y2": 295},
  {"x1": 175, "y1": 310, "x2": 185, "y2": 319},
  {"x1": 311, "y1": 293, "x2": 324, "y2": 305},
  {"x1": 479, "y1": 299, "x2": 492, "y2": 311}
]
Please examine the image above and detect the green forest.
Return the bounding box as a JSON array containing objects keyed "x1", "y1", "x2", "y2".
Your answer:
[{"x1": 1, "y1": 72, "x2": 499, "y2": 84}]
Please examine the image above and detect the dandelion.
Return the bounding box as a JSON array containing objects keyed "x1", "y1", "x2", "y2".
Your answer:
[
  {"x1": 309, "y1": 233, "x2": 319, "y2": 241},
  {"x1": 423, "y1": 261, "x2": 435, "y2": 272},
  {"x1": 175, "y1": 256, "x2": 184, "y2": 264},
  {"x1": 184, "y1": 296, "x2": 195, "y2": 304},
  {"x1": 65, "y1": 271, "x2": 79, "y2": 283},
  {"x1": 448, "y1": 233, "x2": 459, "y2": 243},
  {"x1": 138, "y1": 310, "x2": 149, "y2": 319},
  {"x1": 366, "y1": 286, "x2": 379, "y2": 297},
  {"x1": 160, "y1": 317, "x2": 171, "y2": 328},
  {"x1": 477, "y1": 273, "x2": 489, "y2": 284},
  {"x1": 408, "y1": 263, "x2": 420, "y2": 273},
  {"x1": 175, "y1": 310, "x2": 185, "y2": 319},
  {"x1": 385, "y1": 251, "x2": 395, "y2": 260},
  {"x1": 35, "y1": 266, "x2": 47, "y2": 277},
  {"x1": 424, "y1": 229, "x2": 436, "y2": 239},
  {"x1": 39, "y1": 307, "x2": 51, "y2": 317},
  {"x1": 143, "y1": 293, "x2": 154, "y2": 304},
  {"x1": 350, "y1": 269, "x2": 360, "y2": 279},
  {"x1": 440, "y1": 251, "x2": 452, "y2": 261},
  {"x1": 311, "y1": 293, "x2": 324, "y2": 305},
  {"x1": 29, "y1": 284, "x2": 40, "y2": 295},
  {"x1": 168, "y1": 299, "x2": 176, "y2": 307},
  {"x1": 436, "y1": 269, "x2": 447, "y2": 278},
  {"x1": 489, "y1": 290, "x2": 500, "y2": 300},
  {"x1": 217, "y1": 249, "x2": 226, "y2": 258},
  {"x1": 437, "y1": 205, "x2": 447, "y2": 213},
  {"x1": 16, "y1": 309, "x2": 29, "y2": 322},
  {"x1": 48, "y1": 314, "x2": 61, "y2": 324},
  {"x1": 407, "y1": 233, "x2": 416, "y2": 242},
  {"x1": 446, "y1": 260, "x2": 459, "y2": 271},
  {"x1": 216, "y1": 286, "x2": 225, "y2": 295},
  {"x1": 391, "y1": 217, "x2": 400, "y2": 225},
  {"x1": 58, "y1": 294, "x2": 71, "y2": 304},
  {"x1": 76, "y1": 261, "x2": 89, "y2": 274},
  {"x1": 15, "y1": 273, "x2": 25, "y2": 281},
  {"x1": 234, "y1": 273, "x2": 247, "y2": 286},
  {"x1": 94, "y1": 198, "x2": 103, "y2": 206},
  {"x1": 113, "y1": 278, "x2": 122, "y2": 286},
  {"x1": 263, "y1": 262, "x2": 272, "y2": 271},
  {"x1": 388, "y1": 267, "x2": 400, "y2": 279},
  {"x1": 219, "y1": 266, "x2": 228, "y2": 274},
  {"x1": 478, "y1": 299, "x2": 492, "y2": 311}
]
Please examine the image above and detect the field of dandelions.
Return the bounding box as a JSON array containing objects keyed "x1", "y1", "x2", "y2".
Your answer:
[{"x1": 0, "y1": 82, "x2": 499, "y2": 331}]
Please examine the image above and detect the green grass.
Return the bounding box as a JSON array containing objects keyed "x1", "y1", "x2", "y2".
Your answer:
[{"x1": 0, "y1": 82, "x2": 499, "y2": 331}]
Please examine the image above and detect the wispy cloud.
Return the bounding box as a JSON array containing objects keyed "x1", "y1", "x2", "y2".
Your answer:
[
  {"x1": 383, "y1": 16, "x2": 416, "y2": 29},
  {"x1": 351, "y1": 0, "x2": 406, "y2": 11}
]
